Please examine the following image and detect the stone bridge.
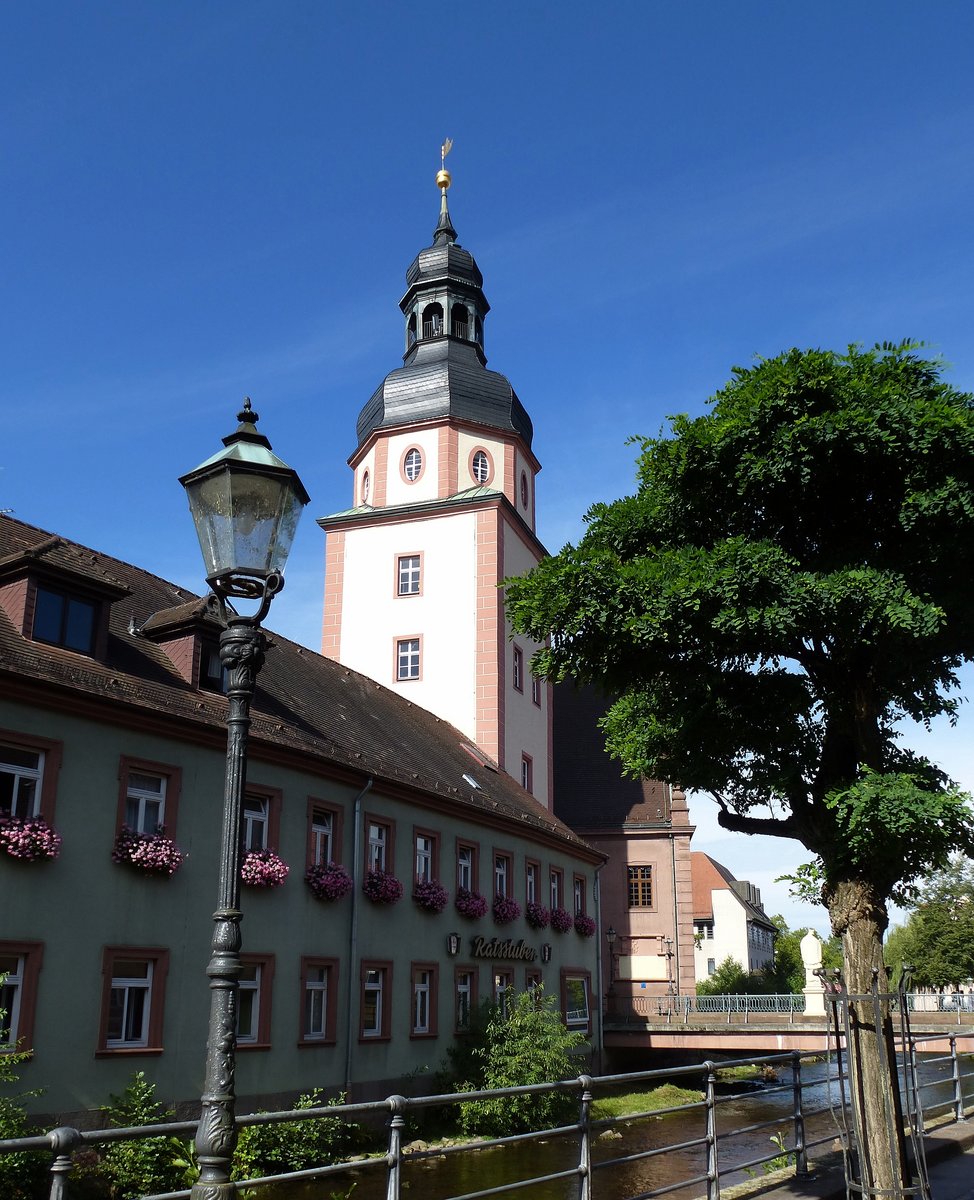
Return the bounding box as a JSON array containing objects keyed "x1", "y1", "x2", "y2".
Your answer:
[{"x1": 604, "y1": 1005, "x2": 974, "y2": 1056}]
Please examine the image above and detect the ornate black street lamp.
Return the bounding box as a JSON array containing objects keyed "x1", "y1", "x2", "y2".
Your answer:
[{"x1": 180, "y1": 400, "x2": 309, "y2": 1199}]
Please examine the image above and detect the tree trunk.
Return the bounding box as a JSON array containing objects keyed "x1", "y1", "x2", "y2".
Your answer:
[{"x1": 827, "y1": 877, "x2": 911, "y2": 1197}]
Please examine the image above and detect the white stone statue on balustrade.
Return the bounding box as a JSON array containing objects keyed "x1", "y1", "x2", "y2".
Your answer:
[{"x1": 800, "y1": 929, "x2": 826, "y2": 1017}]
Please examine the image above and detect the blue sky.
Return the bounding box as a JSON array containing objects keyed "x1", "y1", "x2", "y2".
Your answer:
[{"x1": 4, "y1": 1, "x2": 973, "y2": 937}]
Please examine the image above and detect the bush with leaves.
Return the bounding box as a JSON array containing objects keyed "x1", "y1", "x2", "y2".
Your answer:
[
  {"x1": 457, "y1": 985, "x2": 586, "y2": 1138},
  {"x1": 97, "y1": 1072, "x2": 189, "y2": 1199},
  {"x1": 696, "y1": 957, "x2": 767, "y2": 996},
  {"x1": 0, "y1": 1004, "x2": 47, "y2": 1200},
  {"x1": 231, "y1": 1090, "x2": 365, "y2": 1180}
]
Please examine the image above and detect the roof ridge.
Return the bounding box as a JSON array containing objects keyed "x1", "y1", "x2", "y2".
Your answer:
[{"x1": 0, "y1": 514, "x2": 197, "y2": 605}]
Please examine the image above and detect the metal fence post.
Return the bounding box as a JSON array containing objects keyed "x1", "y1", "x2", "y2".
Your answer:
[
  {"x1": 46, "y1": 1126, "x2": 82, "y2": 1200},
  {"x1": 577, "y1": 1074, "x2": 593, "y2": 1200},
  {"x1": 704, "y1": 1061, "x2": 719, "y2": 1200},
  {"x1": 949, "y1": 1037, "x2": 964, "y2": 1122},
  {"x1": 385, "y1": 1095, "x2": 406, "y2": 1200},
  {"x1": 792, "y1": 1052, "x2": 808, "y2": 1178}
]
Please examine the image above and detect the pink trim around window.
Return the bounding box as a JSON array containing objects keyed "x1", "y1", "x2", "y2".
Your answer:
[
  {"x1": 399, "y1": 446, "x2": 426, "y2": 485},
  {"x1": 359, "y1": 960, "x2": 393, "y2": 1041},
  {"x1": 115, "y1": 757, "x2": 182, "y2": 837},
  {"x1": 413, "y1": 826, "x2": 440, "y2": 883},
  {"x1": 0, "y1": 729, "x2": 62, "y2": 824},
  {"x1": 96, "y1": 946, "x2": 169, "y2": 1056},
  {"x1": 512, "y1": 644, "x2": 524, "y2": 693},
  {"x1": 394, "y1": 551, "x2": 424, "y2": 599},
  {"x1": 245, "y1": 784, "x2": 283, "y2": 849},
  {"x1": 520, "y1": 753, "x2": 534, "y2": 795},
  {"x1": 560, "y1": 968, "x2": 593, "y2": 1035},
  {"x1": 393, "y1": 634, "x2": 423, "y2": 682},
  {"x1": 237, "y1": 953, "x2": 275, "y2": 1050},
  {"x1": 456, "y1": 838, "x2": 479, "y2": 892},
  {"x1": 468, "y1": 447, "x2": 494, "y2": 487},
  {"x1": 305, "y1": 797, "x2": 344, "y2": 869},
  {"x1": 410, "y1": 961, "x2": 439, "y2": 1038},
  {"x1": 298, "y1": 956, "x2": 339, "y2": 1047},
  {"x1": 364, "y1": 813, "x2": 396, "y2": 876},
  {"x1": 0, "y1": 939, "x2": 44, "y2": 1053}
]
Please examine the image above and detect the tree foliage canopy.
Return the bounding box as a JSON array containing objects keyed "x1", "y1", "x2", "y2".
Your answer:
[
  {"x1": 884, "y1": 856, "x2": 974, "y2": 989},
  {"x1": 507, "y1": 343, "x2": 974, "y2": 909}
]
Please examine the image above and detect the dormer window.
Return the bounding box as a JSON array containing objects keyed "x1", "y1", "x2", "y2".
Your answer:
[
  {"x1": 0, "y1": 533, "x2": 126, "y2": 664},
  {"x1": 32, "y1": 584, "x2": 96, "y2": 654},
  {"x1": 201, "y1": 643, "x2": 228, "y2": 694}
]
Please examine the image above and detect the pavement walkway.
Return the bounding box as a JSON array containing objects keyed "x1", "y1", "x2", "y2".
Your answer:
[{"x1": 745, "y1": 1121, "x2": 974, "y2": 1200}]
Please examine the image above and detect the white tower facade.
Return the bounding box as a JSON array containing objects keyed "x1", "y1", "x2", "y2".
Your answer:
[{"x1": 320, "y1": 169, "x2": 552, "y2": 808}]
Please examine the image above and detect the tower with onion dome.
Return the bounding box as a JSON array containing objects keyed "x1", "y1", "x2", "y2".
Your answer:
[{"x1": 319, "y1": 149, "x2": 551, "y2": 807}]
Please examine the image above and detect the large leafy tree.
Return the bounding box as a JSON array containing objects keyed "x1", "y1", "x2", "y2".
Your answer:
[
  {"x1": 506, "y1": 342, "x2": 974, "y2": 1193},
  {"x1": 885, "y1": 855, "x2": 974, "y2": 989}
]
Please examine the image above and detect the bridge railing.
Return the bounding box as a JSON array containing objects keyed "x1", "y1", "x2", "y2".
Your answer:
[
  {"x1": 613, "y1": 992, "x2": 974, "y2": 1025},
  {"x1": 2, "y1": 1039, "x2": 971, "y2": 1200},
  {"x1": 621, "y1": 993, "x2": 807, "y2": 1023}
]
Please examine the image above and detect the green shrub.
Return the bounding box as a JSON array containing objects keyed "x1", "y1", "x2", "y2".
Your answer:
[
  {"x1": 0, "y1": 986, "x2": 48, "y2": 1200},
  {"x1": 231, "y1": 1090, "x2": 365, "y2": 1181},
  {"x1": 457, "y1": 986, "x2": 586, "y2": 1138},
  {"x1": 0, "y1": 1079, "x2": 47, "y2": 1200},
  {"x1": 97, "y1": 1071, "x2": 189, "y2": 1199}
]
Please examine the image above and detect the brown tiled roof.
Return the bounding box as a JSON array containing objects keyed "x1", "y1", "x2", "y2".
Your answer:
[
  {"x1": 0, "y1": 531, "x2": 130, "y2": 595},
  {"x1": 690, "y1": 851, "x2": 775, "y2": 928},
  {"x1": 0, "y1": 515, "x2": 597, "y2": 861},
  {"x1": 552, "y1": 681, "x2": 670, "y2": 829}
]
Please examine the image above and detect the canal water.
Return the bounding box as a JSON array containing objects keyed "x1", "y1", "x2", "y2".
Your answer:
[{"x1": 251, "y1": 1056, "x2": 973, "y2": 1200}]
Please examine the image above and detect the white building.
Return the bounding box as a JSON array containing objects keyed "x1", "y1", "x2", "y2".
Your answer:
[{"x1": 691, "y1": 851, "x2": 777, "y2": 980}]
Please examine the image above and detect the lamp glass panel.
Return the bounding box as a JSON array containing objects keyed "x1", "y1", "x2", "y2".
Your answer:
[{"x1": 185, "y1": 466, "x2": 304, "y2": 579}]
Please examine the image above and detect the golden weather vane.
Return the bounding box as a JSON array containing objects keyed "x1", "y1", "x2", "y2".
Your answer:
[{"x1": 437, "y1": 138, "x2": 453, "y2": 191}]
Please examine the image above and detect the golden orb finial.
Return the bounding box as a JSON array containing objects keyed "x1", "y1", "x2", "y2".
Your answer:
[{"x1": 437, "y1": 137, "x2": 453, "y2": 190}]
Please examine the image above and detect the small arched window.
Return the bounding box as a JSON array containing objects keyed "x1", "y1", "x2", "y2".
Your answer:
[
  {"x1": 472, "y1": 450, "x2": 490, "y2": 484},
  {"x1": 403, "y1": 448, "x2": 423, "y2": 482},
  {"x1": 422, "y1": 303, "x2": 443, "y2": 339},
  {"x1": 451, "y1": 303, "x2": 469, "y2": 340}
]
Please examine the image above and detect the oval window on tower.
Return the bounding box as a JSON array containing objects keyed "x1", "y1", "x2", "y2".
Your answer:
[
  {"x1": 471, "y1": 449, "x2": 491, "y2": 485},
  {"x1": 403, "y1": 447, "x2": 423, "y2": 482},
  {"x1": 520, "y1": 471, "x2": 529, "y2": 508},
  {"x1": 361, "y1": 470, "x2": 371, "y2": 505}
]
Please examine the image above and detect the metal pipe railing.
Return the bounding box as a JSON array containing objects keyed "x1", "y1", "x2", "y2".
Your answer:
[{"x1": 2, "y1": 1039, "x2": 971, "y2": 1200}]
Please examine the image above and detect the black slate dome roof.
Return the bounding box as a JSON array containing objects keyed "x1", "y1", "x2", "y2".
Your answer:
[
  {"x1": 404, "y1": 239, "x2": 484, "y2": 292},
  {"x1": 356, "y1": 337, "x2": 533, "y2": 448},
  {"x1": 355, "y1": 184, "x2": 534, "y2": 452}
]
